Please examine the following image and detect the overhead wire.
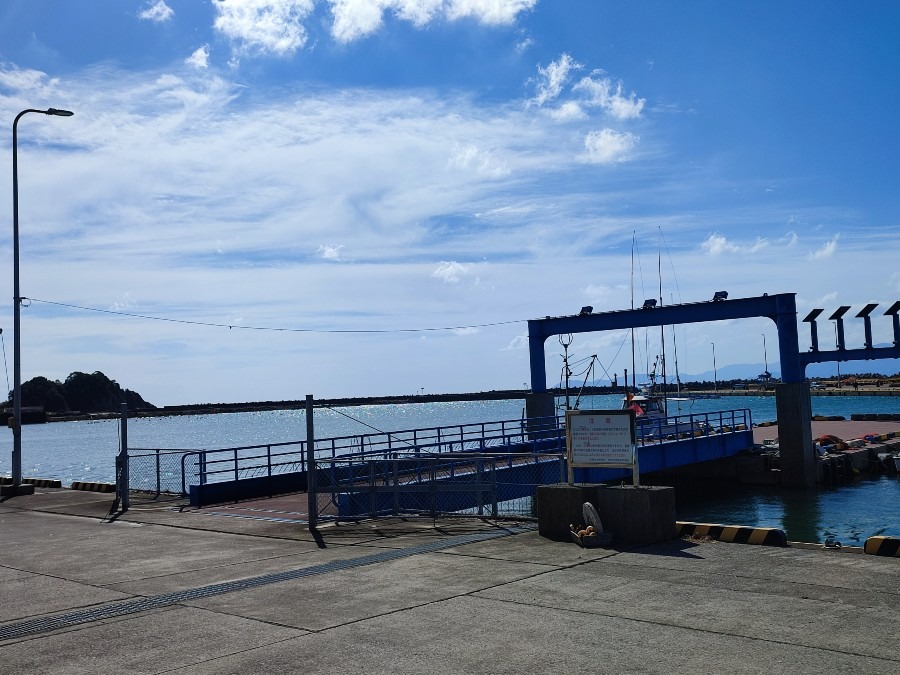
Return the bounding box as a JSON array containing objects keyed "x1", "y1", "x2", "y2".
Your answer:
[{"x1": 27, "y1": 297, "x2": 525, "y2": 335}]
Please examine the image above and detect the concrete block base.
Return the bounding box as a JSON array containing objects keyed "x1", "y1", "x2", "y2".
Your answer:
[
  {"x1": 0, "y1": 482, "x2": 35, "y2": 497},
  {"x1": 593, "y1": 485, "x2": 677, "y2": 546},
  {"x1": 536, "y1": 484, "x2": 595, "y2": 540}
]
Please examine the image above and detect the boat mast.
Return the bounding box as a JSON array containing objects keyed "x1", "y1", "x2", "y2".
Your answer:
[
  {"x1": 658, "y1": 237, "x2": 668, "y2": 416},
  {"x1": 630, "y1": 232, "x2": 636, "y2": 392}
]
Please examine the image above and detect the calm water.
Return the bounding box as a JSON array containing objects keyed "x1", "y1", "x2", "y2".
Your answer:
[{"x1": 1, "y1": 395, "x2": 898, "y2": 543}]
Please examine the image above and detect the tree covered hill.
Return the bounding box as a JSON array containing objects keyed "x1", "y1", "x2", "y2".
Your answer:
[{"x1": 4, "y1": 371, "x2": 155, "y2": 413}]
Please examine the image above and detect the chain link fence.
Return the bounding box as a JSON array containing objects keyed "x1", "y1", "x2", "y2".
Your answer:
[{"x1": 123, "y1": 449, "x2": 198, "y2": 505}]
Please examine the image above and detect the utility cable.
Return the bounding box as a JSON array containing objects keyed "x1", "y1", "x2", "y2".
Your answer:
[{"x1": 27, "y1": 298, "x2": 524, "y2": 335}]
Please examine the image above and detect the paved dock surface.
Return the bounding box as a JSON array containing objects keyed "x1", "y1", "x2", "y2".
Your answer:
[
  {"x1": 752, "y1": 419, "x2": 900, "y2": 444},
  {"x1": 2, "y1": 489, "x2": 898, "y2": 674}
]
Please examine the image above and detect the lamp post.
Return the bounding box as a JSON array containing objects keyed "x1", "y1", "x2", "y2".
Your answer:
[
  {"x1": 711, "y1": 341, "x2": 717, "y2": 393},
  {"x1": 9, "y1": 108, "x2": 73, "y2": 492}
]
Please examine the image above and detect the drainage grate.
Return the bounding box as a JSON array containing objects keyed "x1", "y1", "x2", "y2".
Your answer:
[{"x1": 0, "y1": 524, "x2": 534, "y2": 642}]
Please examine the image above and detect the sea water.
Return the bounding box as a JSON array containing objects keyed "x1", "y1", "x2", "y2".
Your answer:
[{"x1": 1, "y1": 395, "x2": 897, "y2": 543}]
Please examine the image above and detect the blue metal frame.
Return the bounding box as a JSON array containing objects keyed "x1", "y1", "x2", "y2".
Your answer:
[{"x1": 527, "y1": 293, "x2": 803, "y2": 390}]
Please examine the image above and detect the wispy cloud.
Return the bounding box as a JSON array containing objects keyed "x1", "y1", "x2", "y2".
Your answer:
[
  {"x1": 139, "y1": 1, "x2": 174, "y2": 23},
  {"x1": 213, "y1": 0, "x2": 315, "y2": 57},
  {"x1": 448, "y1": 143, "x2": 510, "y2": 177},
  {"x1": 700, "y1": 233, "x2": 769, "y2": 255},
  {"x1": 573, "y1": 74, "x2": 645, "y2": 120},
  {"x1": 503, "y1": 333, "x2": 528, "y2": 350},
  {"x1": 318, "y1": 244, "x2": 346, "y2": 260},
  {"x1": 808, "y1": 234, "x2": 839, "y2": 260},
  {"x1": 432, "y1": 261, "x2": 472, "y2": 283},
  {"x1": 530, "y1": 53, "x2": 582, "y2": 107},
  {"x1": 549, "y1": 101, "x2": 586, "y2": 122},
  {"x1": 185, "y1": 45, "x2": 211, "y2": 69},
  {"x1": 583, "y1": 128, "x2": 638, "y2": 164}
]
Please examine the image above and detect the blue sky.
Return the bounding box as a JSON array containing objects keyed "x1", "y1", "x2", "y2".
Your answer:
[{"x1": 0, "y1": 1, "x2": 898, "y2": 406}]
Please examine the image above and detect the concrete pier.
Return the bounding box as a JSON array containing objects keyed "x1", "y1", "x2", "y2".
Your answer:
[{"x1": 1, "y1": 488, "x2": 898, "y2": 673}]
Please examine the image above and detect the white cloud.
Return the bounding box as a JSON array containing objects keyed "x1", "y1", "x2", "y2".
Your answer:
[
  {"x1": 213, "y1": 0, "x2": 315, "y2": 56},
  {"x1": 573, "y1": 75, "x2": 645, "y2": 120},
  {"x1": 328, "y1": 0, "x2": 535, "y2": 43},
  {"x1": 318, "y1": 244, "x2": 346, "y2": 260},
  {"x1": 530, "y1": 53, "x2": 581, "y2": 107},
  {"x1": 0, "y1": 66, "x2": 60, "y2": 96},
  {"x1": 185, "y1": 45, "x2": 211, "y2": 69},
  {"x1": 445, "y1": 0, "x2": 538, "y2": 24},
  {"x1": 549, "y1": 101, "x2": 586, "y2": 122},
  {"x1": 139, "y1": 1, "x2": 174, "y2": 23},
  {"x1": 583, "y1": 128, "x2": 638, "y2": 164},
  {"x1": 516, "y1": 36, "x2": 535, "y2": 53},
  {"x1": 452, "y1": 326, "x2": 480, "y2": 336},
  {"x1": 432, "y1": 261, "x2": 472, "y2": 283},
  {"x1": 808, "y1": 235, "x2": 839, "y2": 260},
  {"x1": 700, "y1": 233, "x2": 769, "y2": 255},
  {"x1": 448, "y1": 143, "x2": 510, "y2": 177},
  {"x1": 503, "y1": 334, "x2": 528, "y2": 350}
]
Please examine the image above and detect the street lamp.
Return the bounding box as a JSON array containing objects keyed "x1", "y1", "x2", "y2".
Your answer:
[{"x1": 8, "y1": 107, "x2": 74, "y2": 494}]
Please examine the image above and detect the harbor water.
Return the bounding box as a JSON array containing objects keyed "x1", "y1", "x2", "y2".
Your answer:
[{"x1": 1, "y1": 394, "x2": 898, "y2": 544}]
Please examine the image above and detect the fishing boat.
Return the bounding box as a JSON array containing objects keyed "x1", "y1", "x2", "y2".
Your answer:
[{"x1": 621, "y1": 378, "x2": 707, "y2": 440}]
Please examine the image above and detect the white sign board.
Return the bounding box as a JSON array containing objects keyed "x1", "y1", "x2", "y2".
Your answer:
[{"x1": 566, "y1": 409, "x2": 637, "y2": 473}]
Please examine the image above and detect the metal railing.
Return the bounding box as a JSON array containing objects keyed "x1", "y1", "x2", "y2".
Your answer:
[
  {"x1": 309, "y1": 414, "x2": 564, "y2": 461},
  {"x1": 117, "y1": 408, "x2": 751, "y2": 510},
  {"x1": 311, "y1": 451, "x2": 567, "y2": 522},
  {"x1": 634, "y1": 408, "x2": 752, "y2": 443},
  {"x1": 121, "y1": 414, "x2": 564, "y2": 500}
]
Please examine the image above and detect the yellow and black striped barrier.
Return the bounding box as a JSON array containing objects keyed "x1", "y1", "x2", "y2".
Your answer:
[
  {"x1": 24, "y1": 478, "x2": 62, "y2": 488},
  {"x1": 1, "y1": 476, "x2": 62, "y2": 488},
  {"x1": 677, "y1": 521, "x2": 787, "y2": 547},
  {"x1": 69, "y1": 481, "x2": 116, "y2": 493},
  {"x1": 863, "y1": 536, "x2": 900, "y2": 557}
]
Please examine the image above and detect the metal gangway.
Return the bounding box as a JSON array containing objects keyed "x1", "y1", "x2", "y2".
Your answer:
[{"x1": 117, "y1": 407, "x2": 753, "y2": 522}]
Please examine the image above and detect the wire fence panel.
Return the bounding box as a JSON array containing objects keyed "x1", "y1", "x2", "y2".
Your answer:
[
  {"x1": 125, "y1": 449, "x2": 197, "y2": 504},
  {"x1": 311, "y1": 452, "x2": 566, "y2": 523}
]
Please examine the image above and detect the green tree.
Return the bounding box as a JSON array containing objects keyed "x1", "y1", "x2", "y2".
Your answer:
[{"x1": 20, "y1": 376, "x2": 69, "y2": 412}]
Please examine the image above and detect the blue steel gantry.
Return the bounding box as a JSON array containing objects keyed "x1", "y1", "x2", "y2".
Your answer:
[{"x1": 526, "y1": 292, "x2": 900, "y2": 488}]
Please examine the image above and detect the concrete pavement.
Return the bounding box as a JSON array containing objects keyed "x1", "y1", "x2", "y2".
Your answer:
[{"x1": 1, "y1": 488, "x2": 898, "y2": 674}]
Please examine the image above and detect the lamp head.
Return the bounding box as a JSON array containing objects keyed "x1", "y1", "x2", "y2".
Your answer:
[{"x1": 46, "y1": 108, "x2": 74, "y2": 117}]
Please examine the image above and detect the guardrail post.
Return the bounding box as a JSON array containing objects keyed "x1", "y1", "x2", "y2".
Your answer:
[
  {"x1": 491, "y1": 461, "x2": 498, "y2": 518},
  {"x1": 306, "y1": 394, "x2": 317, "y2": 530},
  {"x1": 369, "y1": 460, "x2": 376, "y2": 517},
  {"x1": 393, "y1": 459, "x2": 399, "y2": 515},
  {"x1": 476, "y1": 458, "x2": 484, "y2": 516},
  {"x1": 116, "y1": 402, "x2": 129, "y2": 512}
]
